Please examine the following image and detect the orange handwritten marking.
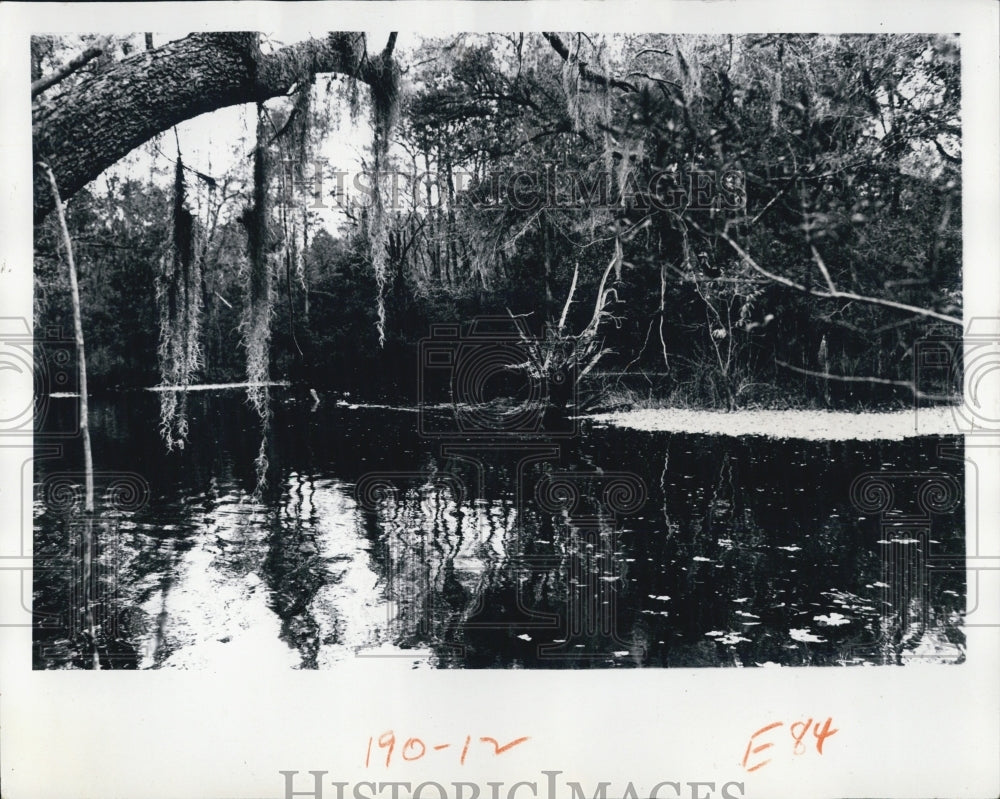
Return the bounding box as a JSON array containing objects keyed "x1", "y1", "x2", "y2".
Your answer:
[
  {"x1": 790, "y1": 718, "x2": 812, "y2": 755},
  {"x1": 378, "y1": 730, "x2": 396, "y2": 768},
  {"x1": 741, "y1": 722, "x2": 782, "y2": 772},
  {"x1": 402, "y1": 738, "x2": 426, "y2": 761},
  {"x1": 366, "y1": 732, "x2": 530, "y2": 768},
  {"x1": 741, "y1": 717, "x2": 838, "y2": 772},
  {"x1": 751, "y1": 722, "x2": 784, "y2": 739},
  {"x1": 812, "y1": 717, "x2": 839, "y2": 754},
  {"x1": 480, "y1": 736, "x2": 531, "y2": 755}
]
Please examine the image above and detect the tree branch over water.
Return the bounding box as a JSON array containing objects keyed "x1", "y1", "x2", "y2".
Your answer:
[{"x1": 33, "y1": 32, "x2": 395, "y2": 222}]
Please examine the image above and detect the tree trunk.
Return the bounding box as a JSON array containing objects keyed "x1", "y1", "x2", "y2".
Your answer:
[
  {"x1": 543, "y1": 220, "x2": 554, "y2": 320},
  {"x1": 43, "y1": 163, "x2": 100, "y2": 670},
  {"x1": 423, "y1": 151, "x2": 439, "y2": 282},
  {"x1": 34, "y1": 32, "x2": 392, "y2": 223},
  {"x1": 301, "y1": 206, "x2": 310, "y2": 325}
]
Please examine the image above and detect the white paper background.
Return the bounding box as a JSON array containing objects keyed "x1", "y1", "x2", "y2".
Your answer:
[{"x1": 1, "y1": 3, "x2": 998, "y2": 798}]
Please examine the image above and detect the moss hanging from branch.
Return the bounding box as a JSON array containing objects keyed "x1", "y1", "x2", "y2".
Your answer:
[
  {"x1": 367, "y1": 57, "x2": 401, "y2": 346},
  {"x1": 558, "y1": 35, "x2": 618, "y2": 203},
  {"x1": 240, "y1": 103, "x2": 275, "y2": 421},
  {"x1": 323, "y1": 39, "x2": 399, "y2": 345},
  {"x1": 290, "y1": 78, "x2": 313, "y2": 186},
  {"x1": 271, "y1": 83, "x2": 313, "y2": 358},
  {"x1": 560, "y1": 36, "x2": 614, "y2": 139},
  {"x1": 156, "y1": 154, "x2": 202, "y2": 449},
  {"x1": 561, "y1": 37, "x2": 583, "y2": 131},
  {"x1": 291, "y1": 84, "x2": 312, "y2": 287},
  {"x1": 249, "y1": 77, "x2": 319, "y2": 493}
]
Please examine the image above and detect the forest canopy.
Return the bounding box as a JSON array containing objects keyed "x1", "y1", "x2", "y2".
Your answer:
[{"x1": 33, "y1": 31, "x2": 962, "y2": 419}]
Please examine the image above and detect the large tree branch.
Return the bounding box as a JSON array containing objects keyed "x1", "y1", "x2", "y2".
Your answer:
[
  {"x1": 33, "y1": 32, "x2": 393, "y2": 223},
  {"x1": 382, "y1": 32, "x2": 398, "y2": 59},
  {"x1": 542, "y1": 32, "x2": 637, "y2": 93}
]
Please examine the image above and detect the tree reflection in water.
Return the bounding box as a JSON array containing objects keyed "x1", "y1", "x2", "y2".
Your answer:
[{"x1": 33, "y1": 393, "x2": 966, "y2": 669}]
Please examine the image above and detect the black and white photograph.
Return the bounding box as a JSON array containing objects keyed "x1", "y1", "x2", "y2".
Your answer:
[
  {"x1": 29, "y1": 27, "x2": 970, "y2": 670},
  {"x1": 2, "y1": 2, "x2": 999, "y2": 798}
]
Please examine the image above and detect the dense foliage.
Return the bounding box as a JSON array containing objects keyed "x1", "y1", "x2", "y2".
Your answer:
[{"x1": 34, "y1": 32, "x2": 961, "y2": 410}]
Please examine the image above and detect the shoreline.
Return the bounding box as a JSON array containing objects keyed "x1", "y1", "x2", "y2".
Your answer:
[{"x1": 586, "y1": 406, "x2": 968, "y2": 441}]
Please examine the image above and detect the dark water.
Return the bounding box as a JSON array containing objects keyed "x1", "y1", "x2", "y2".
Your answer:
[{"x1": 33, "y1": 391, "x2": 965, "y2": 669}]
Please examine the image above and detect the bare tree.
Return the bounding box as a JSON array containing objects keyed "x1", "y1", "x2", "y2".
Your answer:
[{"x1": 40, "y1": 161, "x2": 100, "y2": 670}]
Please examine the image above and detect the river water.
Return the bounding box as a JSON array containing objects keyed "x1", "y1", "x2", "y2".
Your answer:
[{"x1": 33, "y1": 390, "x2": 965, "y2": 669}]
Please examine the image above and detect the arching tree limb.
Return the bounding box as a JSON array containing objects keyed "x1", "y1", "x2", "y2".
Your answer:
[
  {"x1": 542, "y1": 32, "x2": 637, "y2": 93},
  {"x1": 33, "y1": 32, "x2": 395, "y2": 223}
]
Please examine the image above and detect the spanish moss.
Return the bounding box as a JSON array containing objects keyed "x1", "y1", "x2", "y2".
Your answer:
[
  {"x1": 240, "y1": 103, "x2": 274, "y2": 419},
  {"x1": 367, "y1": 57, "x2": 401, "y2": 346},
  {"x1": 156, "y1": 154, "x2": 202, "y2": 449}
]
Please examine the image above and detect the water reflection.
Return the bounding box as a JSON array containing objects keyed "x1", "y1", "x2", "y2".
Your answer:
[{"x1": 33, "y1": 392, "x2": 965, "y2": 669}]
